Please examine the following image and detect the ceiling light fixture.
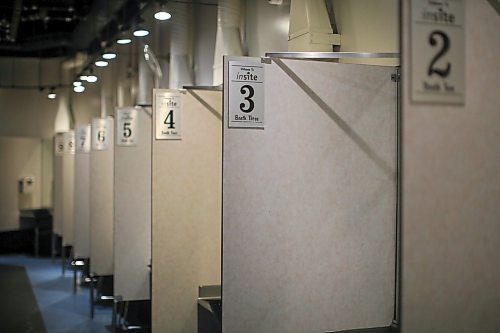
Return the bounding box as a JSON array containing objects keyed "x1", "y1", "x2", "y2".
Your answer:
[
  {"x1": 79, "y1": 75, "x2": 88, "y2": 81},
  {"x1": 73, "y1": 81, "x2": 82, "y2": 87},
  {"x1": 86, "y1": 75, "x2": 98, "y2": 83},
  {"x1": 133, "y1": 26, "x2": 149, "y2": 37},
  {"x1": 47, "y1": 87, "x2": 56, "y2": 99},
  {"x1": 102, "y1": 51, "x2": 117, "y2": 60},
  {"x1": 74, "y1": 85, "x2": 85, "y2": 93},
  {"x1": 154, "y1": 4, "x2": 171, "y2": 21},
  {"x1": 95, "y1": 60, "x2": 109, "y2": 67},
  {"x1": 116, "y1": 37, "x2": 131, "y2": 44}
]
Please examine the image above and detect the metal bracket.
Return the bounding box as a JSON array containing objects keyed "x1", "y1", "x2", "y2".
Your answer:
[{"x1": 391, "y1": 72, "x2": 401, "y2": 83}]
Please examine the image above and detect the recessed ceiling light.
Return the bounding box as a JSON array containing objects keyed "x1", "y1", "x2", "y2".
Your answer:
[
  {"x1": 154, "y1": 5, "x2": 171, "y2": 21},
  {"x1": 95, "y1": 60, "x2": 109, "y2": 67},
  {"x1": 116, "y1": 37, "x2": 131, "y2": 45},
  {"x1": 133, "y1": 27, "x2": 149, "y2": 37},
  {"x1": 86, "y1": 75, "x2": 98, "y2": 83},
  {"x1": 73, "y1": 81, "x2": 82, "y2": 87},
  {"x1": 74, "y1": 85, "x2": 85, "y2": 93},
  {"x1": 102, "y1": 51, "x2": 117, "y2": 60}
]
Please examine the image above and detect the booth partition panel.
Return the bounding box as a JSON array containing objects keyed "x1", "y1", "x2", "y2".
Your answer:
[
  {"x1": 114, "y1": 107, "x2": 152, "y2": 301},
  {"x1": 89, "y1": 117, "x2": 115, "y2": 276},
  {"x1": 222, "y1": 57, "x2": 398, "y2": 333},
  {"x1": 62, "y1": 148, "x2": 75, "y2": 247},
  {"x1": 152, "y1": 89, "x2": 222, "y2": 333},
  {"x1": 74, "y1": 129, "x2": 91, "y2": 259}
]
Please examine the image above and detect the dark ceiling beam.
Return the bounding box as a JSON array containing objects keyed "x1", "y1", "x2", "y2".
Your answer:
[
  {"x1": 71, "y1": 0, "x2": 142, "y2": 51},
  {"x1": 10, "y1": 0, "x2": 23, "y2": 41}
]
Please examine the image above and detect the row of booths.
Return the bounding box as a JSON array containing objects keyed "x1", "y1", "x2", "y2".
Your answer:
[{"x1": 52, "y1": 54, "x2": 400, "y2": 333}]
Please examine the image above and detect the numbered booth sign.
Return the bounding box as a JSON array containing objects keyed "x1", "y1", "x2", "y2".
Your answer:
[
  {"x1": 76, "y1": 124, "x2": 91, "y2": 153},
  {"x1": 63, "y1": 131, "x2": 75, "y2": 155},
  {"x1": 154, "y1": 90, "x2": 182, "y2": 140},
  {"x1": 411, "y1": 0, "x2": 464, "y2": 104},
  {"x1": 117, "y1": 108, "x2": 138, "y2": 146},
  {"x1": 54, "y1": 133, "x2": 65, "y2": 156},
  {"x1": 92, "y1": 118, "x2": 111, "y2": 150},
  {"x1": 228, "y1": 60, "x2": 265, "y2": 129}
]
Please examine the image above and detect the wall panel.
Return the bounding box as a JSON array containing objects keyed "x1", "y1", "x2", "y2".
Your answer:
[
  {"x1": 222, "y1": 57, "x2": 397, "y2": 333},
  {"x1": 90, "y1": 117, "x2": 115, "y2": 276},
  {"x1": 401, "y1": 1, "x2": 500, "y2": 332},
  {"x1": 114, "y1": 108, "x2": 152, "y2": 301},
  {"x1": 152, "y1": 89, "x2": 222, "y2": 333}
]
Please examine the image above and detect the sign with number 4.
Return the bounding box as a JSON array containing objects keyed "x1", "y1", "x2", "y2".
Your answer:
[
  {"x1": 411, "y1": 0, "x2": 465, "y2": 104},
  {"x1": 228, "y1": 60, "x2": 265, "y2": 129},
  {"x1": 154, "y1": 90, "x2": 182, "y2": 140},
  {"x1": 117, "y1": 108, "x2": 138, "y2": 146}
]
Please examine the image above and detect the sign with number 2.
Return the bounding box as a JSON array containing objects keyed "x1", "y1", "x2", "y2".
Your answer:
[{"x1": 411, "y1": 0, "x2": 464, "y2": 104}]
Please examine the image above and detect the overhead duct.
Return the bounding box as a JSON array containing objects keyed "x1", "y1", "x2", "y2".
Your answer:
[
  {"x1": 169, "y1": 2, "x2": 194, "y2": 89},
  {"x1": 288, "y1": 0, "x2": 340, "y2": 51},
  {"x1": 213, "y1": 0, "x2": 244, "y2": 86}
]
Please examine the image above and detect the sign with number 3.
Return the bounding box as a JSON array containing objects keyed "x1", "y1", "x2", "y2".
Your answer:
[
  {"x1": 228, "y1": 60, "x2": 265, "y2": 129},
  {"x1": 411, "y1": 0, "x2": 465, "y2": 104}
]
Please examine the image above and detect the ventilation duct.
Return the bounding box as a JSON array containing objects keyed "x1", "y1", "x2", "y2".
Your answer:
[
  {"x1": 288, "y1": 0, "x2": 340, "y2": 51},
  {"x1": 54, "y1": 92, "x2": 71, "y2": 133},
  {"x1": 169, "y1": 2, "x2": 194, "y2": 89},
  {"x1": 213, "y1": 0, "x2": 244, "y2": 86}
]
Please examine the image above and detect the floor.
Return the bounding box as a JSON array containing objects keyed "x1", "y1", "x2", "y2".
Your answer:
[{"x1": 0, "y1": 255, "x2": 111, "y2": 333}]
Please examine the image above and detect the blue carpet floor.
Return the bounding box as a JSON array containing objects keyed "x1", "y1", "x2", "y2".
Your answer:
[{"x1": 0, "y1": 255, "x2": 111, "y2": 333}]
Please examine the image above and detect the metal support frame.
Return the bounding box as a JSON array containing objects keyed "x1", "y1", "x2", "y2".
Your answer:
[
  {"x1": 89, "y1": 273, "x2": 95, "y2": 318},
  {"x1": 111, "y1": 295, "x2": 123, "y2": 333},
  {"x1": 265, "y1": 52, "x2": 400, "y2": 60}
]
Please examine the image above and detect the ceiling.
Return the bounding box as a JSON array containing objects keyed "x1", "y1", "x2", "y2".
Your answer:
[{"x1": 0, "y1": 0, "x2": 151, "y2": 58}]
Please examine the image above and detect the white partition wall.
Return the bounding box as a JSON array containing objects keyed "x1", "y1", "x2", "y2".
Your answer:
[
  {"x1": 401, "y1": 1, "x2": 500, "y2": 332},
  {"x1": 62, "y1": 131, "x2": 75, "y2": 246},
  {"x1": 222, "y1": 57, "x2": 398, "y2": 333},
  {"x1": 152, "y1": 88, "x2": 222, "y2": 332},
  {"x1": 53, "y1": 136, "x2": 63, "y2": 237},
  {"x1": 114, "y1": 107, "x2": 152, "y2": 301},
  {"x1": 53, "y1": 131, "x2": 75, "y2": 244},
  {"x1": 74, "y1": 124, "x2": 91, "y2": 259},
  {"x1": 89, "y1": 117, "x2": 115, "y2": 276}
]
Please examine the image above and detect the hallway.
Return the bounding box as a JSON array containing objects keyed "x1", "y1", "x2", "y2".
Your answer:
[{"x1": 0, "y1": 255, "x2": 111, "y2": 333}]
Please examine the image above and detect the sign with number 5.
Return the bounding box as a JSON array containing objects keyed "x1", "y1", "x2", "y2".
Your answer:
[
  {"x1": 117, "y1": 108, "x2": 138, "y2": 146},
  {"x1": 411, "y1": 0, "x2": 464, "y2": 104},
  {"x1": 228, "y1": 60, "x2": 265, "y2": 128}
]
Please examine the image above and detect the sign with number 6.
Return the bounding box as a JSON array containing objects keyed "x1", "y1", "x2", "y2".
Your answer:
[{"x1": 92, "y1": 117, "x2": 111, "y2": 150}]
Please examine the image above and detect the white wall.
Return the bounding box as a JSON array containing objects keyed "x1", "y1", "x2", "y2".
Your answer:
[
  {"x1": 152, "y1": 89, "x2": 222, "y2": 333},
  {"x1": 331, "y1": 0, "x2": 399, "y2": 65},
  {"x1": 0, "y1": 137, "x2": 42, "y2": 231},
  {"x1": 245, "y1": 0, "x2": 290, "y2": 57},
  {"x1": 114, "y1": 108, "x2": 151, "y2": 301},
  {"x1": 222, "y1": 57, "x2": 397, "y2": 333},
  {"x1": 0, "y1": 57, "x2": 100, "y2": 138},
  {"x1": 401, "y1": 1, "x2": 500, "y2": 332}
]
